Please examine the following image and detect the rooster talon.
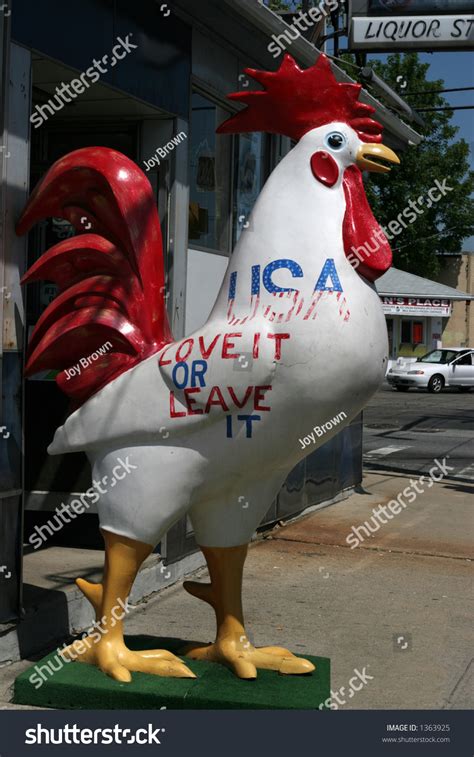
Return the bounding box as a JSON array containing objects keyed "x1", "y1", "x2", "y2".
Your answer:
[
  {"x1": 63, "y1": 637, "x2": 197, "y2": 681},
  {"x1": 135, "y1": 649, "x2": 181, "y2": 662},
  {"x1": 104, "y1": 662, "x2": 132, "y2": 683},
  {"x1": 278, "y1": 656, "x2": 315, "y2": 675},
  {"x1": 250, "y1": 648, "x2": 315, "y2": 675},
  {"x1": 230, "y1": 658, "x2": 257, "y2": 680},
  {"x1": 182, "y1": 637, "x2": 314, "y2": 679},
  {"x1": 257, "y1": 645, "x2": 296, "y2": 656},
  {"x1": 128, "y1": 655, "x2": 196, "y2": 678},
  {"x1": 174, "y1": 663, "x2": 197, "y2": 679}
]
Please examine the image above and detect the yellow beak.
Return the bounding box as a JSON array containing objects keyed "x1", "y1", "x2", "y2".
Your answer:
[{"x1": 356, "y1": 143, "x2": 400, "y2": 174}]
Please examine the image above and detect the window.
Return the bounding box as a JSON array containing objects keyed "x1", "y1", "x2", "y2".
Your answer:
[
  {"x1": 233, "y1": 132, "x2": 269, "y2": 245},
  {"x1": 454, "y1": 352, "x2": 473, "y2": 366},
  {"x1": 401, "y1": 319, "x2": 425, "y2": 344},
  {"x1": 188, "y1": 92, "x2": 232, "y2": 254},
  {"x1": 401, "y1": 321, "x2": 411, "y2": 343},
  {"x1": 419, "y1": 350, "x2": 459, "y2": 364}
]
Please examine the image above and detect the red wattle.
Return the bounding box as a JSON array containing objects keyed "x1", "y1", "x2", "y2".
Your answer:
[{"x1": 342, "y1": 165, "x2": 392, "y2": 282}]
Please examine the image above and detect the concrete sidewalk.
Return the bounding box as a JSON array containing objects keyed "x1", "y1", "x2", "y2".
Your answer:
[{"x1": 1, "y1": 469, "x2": 472, "y2": 709}]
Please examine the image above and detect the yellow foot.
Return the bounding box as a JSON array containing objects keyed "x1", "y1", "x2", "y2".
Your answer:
[
  {"x1": 61, "y1": 637, "x2": 196, "y2": 683},
  {"x1": 181, "y1": 637, "x2": 315, "y2": 679}
]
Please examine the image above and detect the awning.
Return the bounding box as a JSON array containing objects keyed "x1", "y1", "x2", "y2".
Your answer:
[{"x1": 376, "y1": 267, "x2": 473, "y2": 301}]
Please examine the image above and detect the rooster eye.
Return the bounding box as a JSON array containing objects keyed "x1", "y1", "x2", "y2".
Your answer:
[{"x1": 325, "y1": 132, "x2": 346, "y2": 151}]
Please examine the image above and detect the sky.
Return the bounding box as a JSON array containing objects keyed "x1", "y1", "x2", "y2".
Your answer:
[
  {"x1": 417, "y1": 51, "x2": 473, "y2": 161},
  {"x1": 407, "y1": 51, "x2": 474, "y2": 248}
]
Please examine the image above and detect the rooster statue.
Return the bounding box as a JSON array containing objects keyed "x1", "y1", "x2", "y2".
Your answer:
[{"x1": 18, "y1": 54, "x2": 399, "y2": 682}]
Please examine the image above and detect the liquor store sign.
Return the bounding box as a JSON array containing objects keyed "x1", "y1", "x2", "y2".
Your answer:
[
  {"x1": 381, "y1": 297, "x2": 452, "y2": 317},
  {"x1": 350, "y1": 14, "x2": 474, "y2": 50}
]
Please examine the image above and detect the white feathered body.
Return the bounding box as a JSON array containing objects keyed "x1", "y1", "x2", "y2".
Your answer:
[{"x1": 49, "y1": 125, "x2": 388, "y2": 547}]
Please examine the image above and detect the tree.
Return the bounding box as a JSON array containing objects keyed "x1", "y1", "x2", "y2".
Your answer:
[{"x1": 359, "y1": 53, "x2": 473, "y2": 279}]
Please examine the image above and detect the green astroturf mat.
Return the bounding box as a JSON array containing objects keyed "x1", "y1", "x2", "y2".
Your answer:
[{"x1": 14, "y1": 636, "x2": 330, "y2": 710}]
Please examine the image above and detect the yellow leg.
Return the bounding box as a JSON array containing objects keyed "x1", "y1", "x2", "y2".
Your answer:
[
  {"x1": 61, "y1": 529, "x2": 196, "y2": 682},
  {"x1": 75, "y1": 577, "x2": 102, "y2": 620},
  {"x1": 182, "y1": 544, "x2": 315, "y2": 679}
]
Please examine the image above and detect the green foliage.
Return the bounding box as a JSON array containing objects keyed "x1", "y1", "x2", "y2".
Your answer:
[
  {"x1": 267, "y1": 0, "x2": 301, "y2": 9},
  {"x1": 359, "y1": 53, "x2": 473, "y2": 278},
  {"x1": 268, "y1": 0, "x2": 296, "y2": 9}
]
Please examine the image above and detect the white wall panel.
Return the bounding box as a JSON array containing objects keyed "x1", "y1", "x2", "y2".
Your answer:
[{"x1": 184, "y1": 248, "x2": 228, "y2": 335}]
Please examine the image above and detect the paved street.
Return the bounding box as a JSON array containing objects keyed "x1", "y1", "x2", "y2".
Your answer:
[{"x1": 363, "y1": 383, "x2": 474, "y2": 480}]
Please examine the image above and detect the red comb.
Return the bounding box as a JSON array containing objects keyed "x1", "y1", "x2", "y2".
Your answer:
[{"x1": 217, "y1": 53, "x2": 383, "y2": 143}]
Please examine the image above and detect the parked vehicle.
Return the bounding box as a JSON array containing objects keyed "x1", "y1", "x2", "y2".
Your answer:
[{"x1": 387, "y1": 348, "x2": 474, "y2": 393}]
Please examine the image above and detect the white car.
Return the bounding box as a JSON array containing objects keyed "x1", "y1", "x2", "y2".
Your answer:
[{"x1": 387, "y1": 348, "x2": 474, "y2": 393}]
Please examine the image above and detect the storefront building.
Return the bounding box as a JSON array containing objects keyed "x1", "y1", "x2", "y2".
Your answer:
[
  {"x1": 0, "y1": 0, "x2": 422, "y2": 638},
  {"x1": 375, "y1": 267, "x2": 473, "y2": 367}
]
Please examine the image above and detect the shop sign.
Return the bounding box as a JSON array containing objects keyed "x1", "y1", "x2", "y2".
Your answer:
[
  {"x1": 381, "y1": 296, "x2": 452, "y2": 316},
  {"x1": 350, "y1": 14, "x2": 474, "y2": 50}
]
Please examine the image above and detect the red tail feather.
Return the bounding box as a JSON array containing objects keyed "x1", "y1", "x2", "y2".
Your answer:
[{"x1": 17, "y1": 147, "x2": 172, "y2": 403}]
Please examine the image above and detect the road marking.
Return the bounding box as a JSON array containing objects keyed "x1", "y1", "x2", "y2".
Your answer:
[
  {"x1": 455, "y1": 463, "x2": 474, "y2": 480},
  {"x1": 364, "y1": 445, "x2": 412, "y2": 459}
]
